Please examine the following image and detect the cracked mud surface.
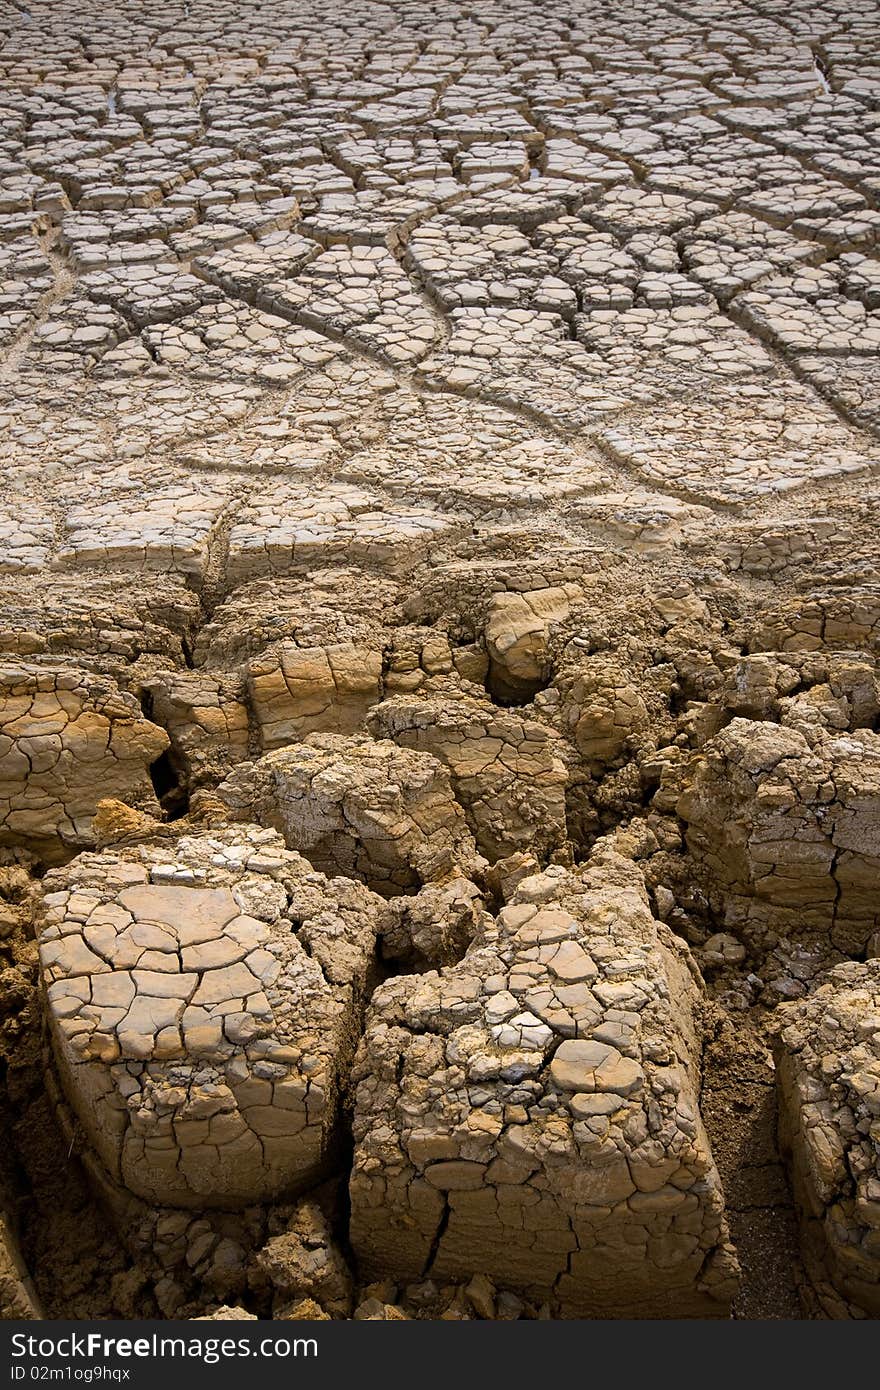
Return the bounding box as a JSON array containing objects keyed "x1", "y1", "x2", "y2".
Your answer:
[{"x1": 0, "y1": 0, "x2": 879, "y2": 1324}]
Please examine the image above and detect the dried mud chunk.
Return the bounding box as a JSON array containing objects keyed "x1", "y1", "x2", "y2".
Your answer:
[
  {"x1": 217, "y1": 733, "x2": 484, "y2": 896},
  {"x1": 225, "y1": 483, "x2": 452, "y2": 581},
  {"x1": 143, "y1": 672, "x2": 249, "y2": 786},
  {"x1": 718, "y1": 654, "x2": 804, "y2": 720},
  {"x1": 367, "y1": 693, "x2": 568, "y2": 862},
  {"x1": 252, "y1": 1198, "x2": 353, "y2": 1317},
  {"x1": 553, "y1": 656, "x2": 651, "y2": 767},
  {"x1": 263, "y1": 244, "x2": 436, "y2": 365},
  {"x1": 678, "y1": 720, "x2": 880, "y2": 954},
  {"x1": 707, "y1": 649, "x2": 879, "y2": 736},
  {"x1": 378, "y1": 876, "x2": 486, "y2": 970},
  {"x1": 748, "y1": 589, "x2": 880, "y2": 654},
  {"x1": 192, "y1": 572, "x2": 401, "y2": 669},
  {"x1": 0, "y1": 575, "x2": 200, "y2": 670},
  {"x1": 484, "y1": 586, "x2": 578, "y2": 702},
  {"x1": 246, "y1": 642, "x2": 383, "y2": 752},
  {"x1": 0, "y1": 664, "x2": 168, "y2": 861},
  {"x1": 38, "y1": 826, "x2": 381, "y2": 1207},
  {"x1": 796, "y1": 354, "x2": 880, "y2": 433},
  {"x1": 773, "y1": 961, "x2": 880, "y2": 1316},
  {"x1": 711, "y1": 520, "x2": 837, "y2": 579},
  {"x1": 56, "y1": 480, "x2": 231, "y2": 580},
  {"x1": 0, "y1": 504, "x2": 55, "y2": 574},
  {"x1": 349, "y1": 850, "x2": 738, "y2": 1317}
]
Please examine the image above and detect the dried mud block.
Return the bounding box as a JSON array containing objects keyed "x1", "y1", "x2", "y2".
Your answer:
[
  {"x1": 0, "y1": 504, "x2": 55, "y2": 574},
  {"x1": 192, "y1": 572, "x2": 399, "y2": 669},
  {"x1": 0, "y1": 574, "x2": 201, "y2": 670},
  {"x1": 349, "y1": 850, "x2": 738, "y2": 1317},
  {"x1": 38, "y1": 826, "x2": 381, "y2": 1207},
  {"x1": 142, "y1": 671, "x2": 250, "y2": 785},
  {"x1": 263, "y1": 244, "x2": 436, "y2": 366},
  {"x1": 710, "y1": 519, "x2": 837, "y2": 579},
  {"x1": 246, "y1": 642, "x2": 383, "y2": 752},
  {"x1": 0, "y1": 664, "x2": 168, "y2": 861},
  {"x1": 378, "y1": 876, "x2": 487, "y2": 971},
  {"x1": 748, "y1": 589, "x2": 880, "y2": 655},
  {"x1": 552, "y1": 655, "x2": 651, "y2": 767},
  {"x1": 225, "y1": 483, "x2": 452, "y2": 581},
  {"x1": 253, "y1": 1197, "x2": 353, "y2": 1318},
  {"x1": 217, "y1": 734, "x2": 484, "y2": 896},
  {"x1": 679, "y1": 720, "x2": 880, "y2": 954},
  {"x1": 56, "y1": 480, "x2": 230, "y2": 580},
  {"x1": 368, "y1": 693, "x2": 567, "y2": 862},
  {"x1": 718, "y1": 652, "x2": 880, "y2": 733},
  {"x1": 484, "y1": 586, "x2": 579, "y2": 702},
  {"x1": 774, "y1": 961, "x2": 880, "y2": 1316}
]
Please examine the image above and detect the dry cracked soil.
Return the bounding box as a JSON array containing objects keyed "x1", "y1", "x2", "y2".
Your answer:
[{"x1": 0, "y1": 0, "x2": 879, "y2": 1325}]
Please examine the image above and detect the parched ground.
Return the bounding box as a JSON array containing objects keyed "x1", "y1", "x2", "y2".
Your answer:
[{"x1": 0, "y1": 0, "x2": 878, "y2": 1323}]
